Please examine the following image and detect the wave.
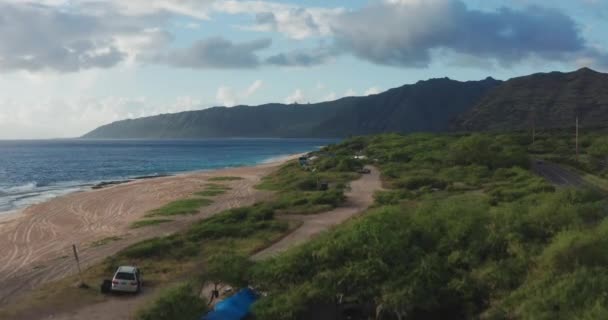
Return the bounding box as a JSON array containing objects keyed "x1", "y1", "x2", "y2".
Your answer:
[
  {"x1": 0, "y1": 181, "x2": 91, "y2": 214},
  {"x1": 0, "y1": 182, "x2": 39, "y2": 195}
]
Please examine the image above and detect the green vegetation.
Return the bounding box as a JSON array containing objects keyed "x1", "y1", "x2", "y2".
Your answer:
[
  {"x1": 208, "y1": 176, "x2": 243, "y2": 181},
  {"x1": 130, "y1": 219, "x2": 172, "y2": 229},
  {"x1": 258, "y1": 160, "x2": 357, "y2": 215},
  {"x1": 136, "y1": 283, "x2": 207, "y2": 320},
  {"x1": 247, "y1": 133, "x2": 608, "y2": 319},
  {"x1": 195, "y1": 183, "x2": 231, "y2": 197},
  {"x1": 147, "y1": 198, "x2": 213, "y2": 217},
  {"x1": 204, "y1": 252, "x2": 252, "y2": 290}
]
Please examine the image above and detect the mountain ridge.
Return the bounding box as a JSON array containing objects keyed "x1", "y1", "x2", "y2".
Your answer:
[
  {"x1": 82, "y1": 77, "x2": 501, "y2": 139},
  {"x1": 83, "y1": 68, "x2": 608, "y2": 139},
  {"x1": 453, "y1": 68, "x2": 608, "y2": 131}
]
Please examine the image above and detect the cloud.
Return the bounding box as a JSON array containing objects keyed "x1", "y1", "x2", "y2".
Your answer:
[
  {"x1": 285, "y1": 89, "x2": 305, "y2": 104},
  {"x1": 1, "y1": 0, "x2": 605, "y2": 74},
  {"x1": 216, "y1": 80, "x2": 265, "y2": 107},
  {"x1": 0, "y1": 2, "x2": 128, "y2": 72},
  {"x1": 266, "y1": 46, "x2": 337, "y2": 67},
  {"x1": 343, "y1": 89, "x2": 357, "y2": 97},
  {"x1": 0, "y1": 95, "x2": 203, "y2": 139},
  {"x1": 0, "y1": 0, "x2": 219, "y2": 73},
  {"x1": 364, "y1": 86, "x2": 382, "y2": 95},
  {"x1": 323, "y1": 92, "x2": 337, "y2": 101},
  {"x1": 158, "y1": 37, "x2": 272, "y2": 69},
  {"x1": 216, "y1": 86, "x2": 238, "y2": 107},
  {"x1": 245, "y1": 80, "x2": 264, "y2": 96},
  {"x1": 329, "y1": 0, "x2": 589, "y2": 67},
  {"x1": 214, "y1": 1, "x2": 343, "y2": 39}
]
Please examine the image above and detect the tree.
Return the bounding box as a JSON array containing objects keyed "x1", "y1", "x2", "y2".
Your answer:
[{"x1": 203, "y1": 252, "x2": 252, "y2": 302}]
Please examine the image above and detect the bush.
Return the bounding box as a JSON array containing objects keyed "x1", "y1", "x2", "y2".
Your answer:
[
  {"x1": 373, "y1": 190, "x2": 412, "y2": 205},
  {"x1": 395, "y1": 176, "x2": 448, "y2": 190},
  {"x1": 148, "y1": 198, "x2": 212, "y2": 216},
  {"x1": 137, "y1": 283, "x2": 207, "y2": 320},
  {"x1": 122, "y1": 236, "x2": 198, "y2": 260},
  {"x1": 187, "y1": 205, "x2": 286, "y2": 240}
]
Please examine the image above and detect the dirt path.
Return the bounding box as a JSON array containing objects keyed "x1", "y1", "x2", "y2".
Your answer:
[
  {"x1": 252, "y1": 166, "x2": 382, "y2": 261},
  {"x1": 0, "y1": 158, "x2": 297, "y2": 310}
]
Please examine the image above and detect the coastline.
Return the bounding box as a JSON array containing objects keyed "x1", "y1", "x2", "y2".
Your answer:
[
  {"x1": 0, "y1": 153, "x2": 301, "y2": 305},
  {"x1": 0, "y1": 152, "x2": 304, "y2": 217}
]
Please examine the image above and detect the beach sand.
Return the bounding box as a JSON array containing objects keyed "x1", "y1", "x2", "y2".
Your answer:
[{"x1": 0, "y1": 155, "x2": 299, "y2": 306}]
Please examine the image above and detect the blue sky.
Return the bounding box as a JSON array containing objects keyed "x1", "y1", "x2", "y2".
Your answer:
[{"x1": 0, "y1": 0, "x2": 606, "y2": 138}]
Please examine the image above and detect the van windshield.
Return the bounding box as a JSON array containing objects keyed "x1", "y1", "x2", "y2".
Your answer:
[{"x1": 115, "y1": 272, "x2": 135, "y2": 280}]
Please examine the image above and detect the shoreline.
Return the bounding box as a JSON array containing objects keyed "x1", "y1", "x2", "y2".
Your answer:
[{"x1": 0, "y1": 152, "x2": 305, "y2": 217}]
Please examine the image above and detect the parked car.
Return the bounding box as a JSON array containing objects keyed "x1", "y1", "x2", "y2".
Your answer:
[
  {"x1": 357, "y1": 168, "x2": 371, "y2": 174},
  {"x1": 111, "y1": 266, "x2": 142, "y2": 293}
]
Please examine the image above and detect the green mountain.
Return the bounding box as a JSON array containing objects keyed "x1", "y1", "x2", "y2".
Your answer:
[
  {"x1": 82, "y1": 77, "x2": 501, "y2": 139},
  {"x1": 453, "y1": 68, "x2": 608, "y2": 131}
]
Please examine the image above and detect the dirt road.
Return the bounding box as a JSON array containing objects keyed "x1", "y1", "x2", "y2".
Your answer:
[
  {"x1": 252, "y1": 166, "x2": 382, "y2": 261},
  {"x1": 0, "y1": 159, "x2": 294, "y2": 309}
]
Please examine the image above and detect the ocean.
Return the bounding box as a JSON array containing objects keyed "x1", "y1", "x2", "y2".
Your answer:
[{"x1": 0, "y1": 138, "x2": 338, "y2": 213}]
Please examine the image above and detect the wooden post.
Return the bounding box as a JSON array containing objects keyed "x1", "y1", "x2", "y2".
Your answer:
[{"x1": 72, "y1": 244, "x2": 83, "y2": 286}]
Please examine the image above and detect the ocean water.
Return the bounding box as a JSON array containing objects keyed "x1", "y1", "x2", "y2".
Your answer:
[{"x1": 0, "y1": 138, "x2": 338, "y2": 213}]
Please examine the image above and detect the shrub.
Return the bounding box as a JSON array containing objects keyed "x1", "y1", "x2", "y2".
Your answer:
[
  {"x1": 148, "y1": 198, "x2": 213, "y2": 216},
  {"x1": 395, "y1": 176, "x2": 448, "y2": 190},
  {"x1": 136, "y1": 283, "x2": 207, "y2": 320}
]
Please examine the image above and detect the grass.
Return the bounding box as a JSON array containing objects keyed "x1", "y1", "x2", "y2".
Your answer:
[
  {"x1": 208, "y1": 176, "x2": 243, "y2": 181},
  {"x1": 91, "y1": 236, "x2": 122, "y2": 247},
  {"x1": 146, "y1": 198, "x2": 213, "y2": 217},
  {"x1": 130, "y1": 219, "x2": 173, "y2": 229},
  {"x1": 195, "y1": 184, "x2": 231, "y2": 197}
]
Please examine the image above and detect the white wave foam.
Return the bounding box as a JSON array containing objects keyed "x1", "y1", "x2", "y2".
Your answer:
[
  {"x1": 0, "y1": 182, "x2": 38, "y2": 194},
  {"x1": 0, "y1": 181, "x2": 91, "y2": 214}
]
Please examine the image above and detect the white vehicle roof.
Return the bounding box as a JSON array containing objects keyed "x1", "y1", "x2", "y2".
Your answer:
[{"x1": 116, "y1": 266, "x2": 137, "y2": 273}]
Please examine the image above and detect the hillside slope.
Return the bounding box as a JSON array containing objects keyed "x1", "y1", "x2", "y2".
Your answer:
[
  {"x1": 82, "y1": 78, "x2": 501, "y2": 139},
  {"x1": 454, "y1": 68, "x2": 608, "y2": 131}
]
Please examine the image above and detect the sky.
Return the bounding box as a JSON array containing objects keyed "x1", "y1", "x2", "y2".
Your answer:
[{"x1": 0, "y1": 0, "x2": 607, "y2": 139}]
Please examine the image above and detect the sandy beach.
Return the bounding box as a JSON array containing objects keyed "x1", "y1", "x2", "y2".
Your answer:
[{"x1": 0, "y1": 155, "x2": 298, "y2": 305}]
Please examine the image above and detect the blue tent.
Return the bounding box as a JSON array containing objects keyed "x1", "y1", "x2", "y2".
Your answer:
[{"x1": 202, "y1": 288, "x2": 258, "y2": 320}]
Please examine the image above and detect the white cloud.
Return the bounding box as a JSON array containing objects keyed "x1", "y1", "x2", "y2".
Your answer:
[
  {"x1": 343, "y1": 88, "x2": 357, "y2": 97},
  {"x1": 364, "y1": 86, "x2": 382, "y2": 95},
  {"x1": 323, "y1": 92, "x2": 337, "y2": 101},
  {"x1": 214, "y1": 0, "x2": 343, "y2": 39},
  {"x1": 285, "y1": 89, "x2": 305, "y2": 104},
  {"x1": 0, "y1": 1, "x2": 183, "y2": 73},
  {"x1": 216, "y1": 86, "x2": 238, "y2": 107},
  {"x1": 216, "y1": 80, "x2": 265, "y2": 107},
  {"x1": 0, "y1": 95, "x2": 204, "y2": 139},
  {"x1": 245, "y1": 80, "x2": 264, "y2": 96}
]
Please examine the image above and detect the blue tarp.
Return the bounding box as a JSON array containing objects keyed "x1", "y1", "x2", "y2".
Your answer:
[{"x1": 203, "y1": 288, "x2": 258, "y2": 320}]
